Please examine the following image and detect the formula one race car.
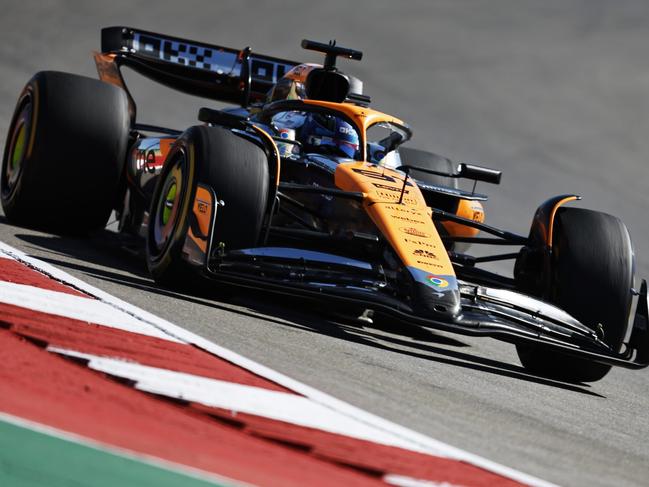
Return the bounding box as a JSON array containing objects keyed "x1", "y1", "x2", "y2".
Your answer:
[{"x1": 3, "y1": 27, "x2": 649, "y2": 382}]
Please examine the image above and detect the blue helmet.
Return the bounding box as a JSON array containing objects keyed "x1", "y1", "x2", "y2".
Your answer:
[{"x1": 300, "y1": 113, "x2": 359, "y2": 159}]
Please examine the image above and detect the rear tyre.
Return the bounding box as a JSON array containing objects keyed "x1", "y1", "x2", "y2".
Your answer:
[
  {"x1": 1, "y1": 71, "x2": 129, "y2": 232},
  {"x1": 398, "y1": 147, "x2": 458, "y2": 188},
  {"x1": 146, "y1": 125, "x2": 269, "y2": 286},
  {"x1": 516, "y1": 208, "x2": 634, "y2": 382}
]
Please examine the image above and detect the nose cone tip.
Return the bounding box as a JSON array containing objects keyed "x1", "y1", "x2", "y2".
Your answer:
[{"x1": 413, "y1": 283, "x2": 462, "y2": 319}]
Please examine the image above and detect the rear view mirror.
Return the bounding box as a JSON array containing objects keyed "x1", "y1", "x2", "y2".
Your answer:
[
  {"x1": 379, "y1": 132, "x2": 403, "y2": 153},
  {"x1": 457, "y1": 163, "x2": 501, "y2": 185}
]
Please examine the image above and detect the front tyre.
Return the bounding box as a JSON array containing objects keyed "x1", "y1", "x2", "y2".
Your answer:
[
  {"x1": 517, "y1": 208, "x2": 634, "y2": 382},
  {"x1": 146, "y1": 125, "x2": 269, "y2": 286}
]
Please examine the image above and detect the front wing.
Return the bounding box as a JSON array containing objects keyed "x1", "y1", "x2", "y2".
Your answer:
[{"x1": 197, "y1": 248, "x2": 649, "y2": 371}]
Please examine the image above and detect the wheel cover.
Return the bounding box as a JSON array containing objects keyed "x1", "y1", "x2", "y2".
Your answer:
[
  {"x1": 152, "y1": 151, "x2": 185, "y2": 253},
  {"x1": 161, "y1": 183, "x2": 177, "y2": 226},
  {"x1": 3, "y1": 98, "x2": 32, "y2": 198}
]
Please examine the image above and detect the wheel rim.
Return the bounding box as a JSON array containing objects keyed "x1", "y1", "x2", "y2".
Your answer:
[
  {"x1": 3, "y1": 97, "x2": 32, "y2": 198},
  {"x1": 152, "y1": 151, "x2": 185, "y2": 253}
]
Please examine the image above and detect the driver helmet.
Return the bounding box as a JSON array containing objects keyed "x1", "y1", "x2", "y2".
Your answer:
[
  {"x1": 301, "y1": 113, "x2": 359, "y2": 159},
  {"x1": 266, "y1": 64, "x2": 318, "y2": 103}
]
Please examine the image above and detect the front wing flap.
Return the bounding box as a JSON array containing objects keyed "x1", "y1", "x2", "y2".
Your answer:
[{"x1": 202, "y1": 251, "x2": 649, "y2": 371}]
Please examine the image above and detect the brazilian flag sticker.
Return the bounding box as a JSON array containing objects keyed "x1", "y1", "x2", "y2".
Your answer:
[{"x1": 426, "y1": 275, "x2": 449, "y2": 289}]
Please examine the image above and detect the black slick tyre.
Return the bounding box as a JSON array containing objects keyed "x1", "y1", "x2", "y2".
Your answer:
[
  {"x1": 517, "y1": 207, "x2": 634, "y2": 382},
  {"x1": 1, "y1": 71, "x2": 129, "y2": 233},
  {"x1": 146, "y1": 125, "x2": 269, "y2": 286}
]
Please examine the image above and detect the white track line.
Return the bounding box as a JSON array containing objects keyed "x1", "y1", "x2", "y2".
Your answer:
[
  {"x1": 0, "y1": 281, "x2": 182, "y2": 342},
  {"x1": 0, "y1": 241, "x2": 557, "y2": 487},
  {"x1": 384, "y1": 474, "x2": 460, "y2": 487},
  {"x1": 50, "y1": 347, "x2": 440, "y2": 454}
]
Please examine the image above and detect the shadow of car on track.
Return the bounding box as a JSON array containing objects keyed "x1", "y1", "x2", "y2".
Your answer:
[{"x1": 7, "y1": 220, "x2": 604, "y2": 398}]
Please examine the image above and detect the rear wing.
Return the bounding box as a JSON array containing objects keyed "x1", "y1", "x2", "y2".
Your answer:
[{"x1": 97, "y1": 27, "x2": 300, "y2": 119}]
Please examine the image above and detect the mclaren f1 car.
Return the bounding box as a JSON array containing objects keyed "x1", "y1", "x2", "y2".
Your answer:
[{"x1": 2, "y1": 27, "x2": 649, "y2": 382}]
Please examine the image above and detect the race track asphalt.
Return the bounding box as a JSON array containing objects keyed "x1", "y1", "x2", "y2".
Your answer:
[{"x1": 2, "y1": 2, "x2": 649, "y2": 485}]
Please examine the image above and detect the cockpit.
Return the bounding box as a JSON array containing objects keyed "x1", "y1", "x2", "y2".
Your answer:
[{"x1": 251, "y1": 104, "x2": 411, "y2": 165}]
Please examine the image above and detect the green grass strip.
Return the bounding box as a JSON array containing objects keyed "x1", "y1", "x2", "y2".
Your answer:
[{"x1": 0, "y1": 417, "x2": 234, "y2": 487}]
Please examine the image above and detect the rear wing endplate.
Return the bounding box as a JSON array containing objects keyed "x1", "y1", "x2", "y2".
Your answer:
[{"x1": 99, "y1": 26, "x2": 299, "y2": 110}]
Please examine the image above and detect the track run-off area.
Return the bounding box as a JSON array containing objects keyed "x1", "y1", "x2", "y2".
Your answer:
[
  {"x1": 2, "y1": 2, "x2": 649, "y2": 486},
  {"x1": 0, "y1": 242, "x2": 543, "y2": 486}
]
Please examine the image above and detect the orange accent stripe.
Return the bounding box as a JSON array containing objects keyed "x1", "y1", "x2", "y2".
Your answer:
[
  {"x1": 93, "y1": 52, "x2": 122, "y2": 87},
  {"x1": 250, "y1": 125, "x2": 281, "y2": 186},
  {"x1": 548, "y1": 196, "x2": 579, "y2": 248},
  {"x1": 187, "y1": 186, "x2": 213, "y2": 254},
  {"x1": 159, "y1": 138, "x2": 173, "y2": 161},
  {"x1": 442, "y1": 199, "x2": 484, "y2": 238}
]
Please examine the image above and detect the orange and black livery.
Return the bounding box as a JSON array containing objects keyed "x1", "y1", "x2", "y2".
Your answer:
[{"x1": 2, "y1": 27, "x2": 649, "y2": 383}]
